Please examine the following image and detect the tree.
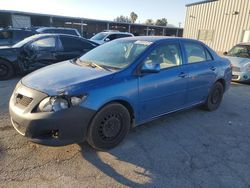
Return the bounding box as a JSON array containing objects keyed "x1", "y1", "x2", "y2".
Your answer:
[
  {"x1": 145, "y1": 19, "x2": 154, "y2": 25},
  {"x1": 130, "y1": 12, "x2": 138, "y2": 23},
  {"x1": 155, "y1": 18, "x2": 168, "y2": 26},
  {"x1": 114, "y1": 15, "x2": 131, "y2": 23}
]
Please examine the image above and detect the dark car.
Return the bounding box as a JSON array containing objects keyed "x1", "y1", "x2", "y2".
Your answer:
[
  {"x1": 0, "y1": 28, "x2": 35, "y2": 46},
  {"x1": 0, "y1": 34, "x2": 98, "y2": 80},
  {"x1": 9, "y1": 37, "x2": 232, "y2": 150}
]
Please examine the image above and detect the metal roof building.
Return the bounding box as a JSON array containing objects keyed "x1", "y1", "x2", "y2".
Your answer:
[
  {"x1": 183, "y1": 0, "x2": 250, "y2": 53},
  {"x1": 0, "y1": 10, "x2": 183, "y2": 39}
]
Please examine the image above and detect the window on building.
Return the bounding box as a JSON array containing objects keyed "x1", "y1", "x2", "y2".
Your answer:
[
  {"x1": 198, "y1": 30, "x2": 214, "y2": 41},
  {"x1": 242, "y1": 30, "x2": 250, "y2": 43}
]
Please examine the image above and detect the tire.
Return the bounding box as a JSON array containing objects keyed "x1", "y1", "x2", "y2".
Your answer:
[
  {"x1": 0, "y1": 60, "x2": 14, "y2": 80},
  {"x1": 87, "y1": 103, "x2": 131, "y2": 150},
  {"x1": 203, "y1": 82, "x2": 224, "y2": 111}
]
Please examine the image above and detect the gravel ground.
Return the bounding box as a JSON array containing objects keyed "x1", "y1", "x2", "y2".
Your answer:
[{"x1": 0, "y1": 78, "x2": 250, "y2": 188}]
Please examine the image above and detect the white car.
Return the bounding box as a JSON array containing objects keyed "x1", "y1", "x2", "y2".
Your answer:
[
  {"x1": 90, "y1": 31, "x2": 134, "y2": 45},
  {"x1": 224, "y1": 43, "x2": 250, "y2": 82}
]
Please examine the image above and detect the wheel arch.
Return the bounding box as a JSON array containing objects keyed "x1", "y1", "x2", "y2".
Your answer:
[
  {"x1": 215, "y1": 78, "x2": 226, "y2": 92},
  {"x1": 97, "y1": 99, "x2": 136, "y2": 126}
]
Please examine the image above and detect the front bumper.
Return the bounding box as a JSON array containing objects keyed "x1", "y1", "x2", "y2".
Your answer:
[
  {"x1": 9, "y1": 83, "x2": 95, "y2": 146},
  {"x1": 232, "y1": 71, "x2": 250, "y2": 82}
]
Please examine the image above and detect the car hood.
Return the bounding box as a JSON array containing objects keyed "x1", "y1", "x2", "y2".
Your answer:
[
  {"x1": 21, "y1": 60, "x2": 115, "y2": 95},
  {"x1": 224, "y1": 56, "x2": 250, "y2": 67}
]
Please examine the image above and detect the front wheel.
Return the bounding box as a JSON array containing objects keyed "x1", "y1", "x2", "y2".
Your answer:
[
  {"x1": 87, "y1": 103, "x2": 131, "y2": 150},
  {"x1": 203, "y1": 82, "x2": 224, "y2": 111}
]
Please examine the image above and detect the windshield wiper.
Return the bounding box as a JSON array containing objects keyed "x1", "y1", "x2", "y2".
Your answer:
[
  {"x1": 90, "y1": 62, "x2": 112, "y2": 72},
  {"x1": 76, "y1": 59, "x2": 112, "y2": 71}
]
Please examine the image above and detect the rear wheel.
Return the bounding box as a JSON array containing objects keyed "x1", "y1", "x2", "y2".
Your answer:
[
  {"x1": 203, "y1": 82, "x2": 224, "y2": 111},
  {"x1": 87, "y1": 103, "x2": 131, "y2": 150},
  {"x1": 0, "y1": 60, "x2": 14, "y2": 80}
]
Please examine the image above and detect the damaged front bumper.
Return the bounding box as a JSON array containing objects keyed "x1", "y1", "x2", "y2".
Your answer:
[{"x1": 9, "y1": 82, "x2": 95, "y2": 146}]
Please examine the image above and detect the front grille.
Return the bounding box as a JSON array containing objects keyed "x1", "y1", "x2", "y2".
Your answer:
[
  {"x1": 16, "y1": 94, "x2": 33, "y2": 107},
  {"x1": 232, "y1": 66, "x2": 241, "y2": 72}
]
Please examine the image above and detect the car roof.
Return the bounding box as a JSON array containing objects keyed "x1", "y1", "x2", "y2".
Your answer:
[
  {"x1": 30, "y1": 33, "x2": 82, "y2": 38},
  {"x1": 237, "y1": 42, "x2": 250, "y2": 46},
  {"x1": 36, "y1": 27, "x2": 77, "y2": 31},
  {"x1": 117, "y1": 36, "x2": 201, "y2": 43},
  {"x1": 101, "y1": 31, "x2": 133, "y2": 35}
]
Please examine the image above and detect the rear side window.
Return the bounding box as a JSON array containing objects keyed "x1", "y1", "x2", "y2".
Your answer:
[
  {"x1": 14, "y1": 31, "x2": 33, "y2": 39},
  {"x1": 0, "y1": 31, "x2": 13, "y2": 39},
  {"x1": 184, "y1": 43, "x2": 212, "y2": 63},
  {"x1": 116, "y1": 34, "x2": 132, "y2": 38},
  {"x1": 58, "y1": 29, "x2": 77, "y2": 36},
  {"x1": 106, "y1": 34, "x2": 117, "y2": 40},
  {"x1": 60, "y1": 36, "x2": 93, "y2": 51}
]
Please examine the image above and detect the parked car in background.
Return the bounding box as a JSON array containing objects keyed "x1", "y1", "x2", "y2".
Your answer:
[
  {"x1": 224, "y1": 43, "x2": 250, "y2": 82},
  {"x1": 90, "y1": 31, "x2": 134, "y2": 45},
  {"x1": 35, "y1": 27, "x2": 81, "y2": 37},
  {"x1": 9, "y1": 37, "x2": 232, "y2": 150},
  {"x1": 0, "y1": 28, "x2": 35, "y2": 46},
  {"x1": 0, "y1": 34, "x2": 98, "y2": 80}
]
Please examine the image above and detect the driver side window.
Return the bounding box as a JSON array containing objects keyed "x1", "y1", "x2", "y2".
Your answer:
[
  {"x1": 144, "y1": 43, "x2": 182, "y2": 69},
  {"x1": 29, "y1": 37, "x2": 56, "y2": 51}
]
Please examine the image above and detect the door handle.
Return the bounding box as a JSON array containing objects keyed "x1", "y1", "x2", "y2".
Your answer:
[
  {"x1": 178, "y1": 72, "x2": 187, "y2": 78},
  {"x1": 210, "y1": 66, "x2": 216, "y2": 71}
]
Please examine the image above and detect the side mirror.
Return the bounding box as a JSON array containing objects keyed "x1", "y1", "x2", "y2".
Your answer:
[
  {"x1": 223, "y1": 51, "x2": 228, "y2": 56},
  {"x1": 104, "y1": 38, "x2": 110, "y2": 42},
  {"x1": 141, "y1": 62, "x2": 160, "y2": 74}
]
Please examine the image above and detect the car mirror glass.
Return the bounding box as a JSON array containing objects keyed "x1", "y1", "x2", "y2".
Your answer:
[
  {"x1": 141, "y1": 61, "x2": 160, "y2": 74},
  {"x1": 104, "y1": 38, "x2": 110, "y2": 42}
]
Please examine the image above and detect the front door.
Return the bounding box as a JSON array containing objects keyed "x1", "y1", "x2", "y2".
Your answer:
[
  {"x1": 22, "y1": 36, "x2": 58, "y2": 70},
  {"x1": 138, "y1": 42, "x2": 188, "y2": 122}
]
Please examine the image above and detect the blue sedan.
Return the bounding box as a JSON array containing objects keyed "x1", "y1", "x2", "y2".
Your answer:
[{"x1": 9, "y1": 37, "x2": 232, "y2": 150}]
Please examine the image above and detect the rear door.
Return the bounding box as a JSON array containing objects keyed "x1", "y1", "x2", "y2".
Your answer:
[
  {"x1": 56, "y1": 36, "x2": 95, "y2": 61},
  {"x1": 181, "y1": 41, "x2": 217, "y2": 105},
  {"x1": 138, "y1": 42, "x2": 188, "y2": 121}
]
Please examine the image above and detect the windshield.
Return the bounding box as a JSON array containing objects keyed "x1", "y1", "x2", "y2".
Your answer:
[
  {"x1": 78, "y1": 39, "x2": 152, "y2": 69},
  {"x1": 91, "y1": 32, "x2": 109, "y2": 40},
  {"x1": 227, "y1": 45, "x2": 250, "y2": 58}
]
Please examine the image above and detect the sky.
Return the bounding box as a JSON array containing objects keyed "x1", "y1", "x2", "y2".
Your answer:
[{"x1": 0, "y1": 0, "x2": 196, "y2": 27}]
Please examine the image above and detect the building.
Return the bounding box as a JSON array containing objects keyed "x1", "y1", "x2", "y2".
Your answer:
[
  {"x1": 0, "y1": 10, "x2": 183, "y2": 39},
  {"x1": 183, "y1": 0, "x2": 250, "y2": 53}
]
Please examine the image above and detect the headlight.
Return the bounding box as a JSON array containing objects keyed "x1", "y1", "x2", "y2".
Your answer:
[
  {"x1": 38, "y1": 96, "x2": 86, "y2": 112},
  {"x1": 243, "y1": 63, "x2": 250, "y2": 72}
]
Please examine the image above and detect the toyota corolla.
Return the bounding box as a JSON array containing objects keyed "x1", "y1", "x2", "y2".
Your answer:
[{"x1": 9, "y1": 37, "x2": 232, "y2": 150}]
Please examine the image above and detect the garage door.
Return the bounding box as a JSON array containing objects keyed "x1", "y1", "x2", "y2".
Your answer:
[{"x1": 12, "y1": 15, "x2": 31, "y2": 28}]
